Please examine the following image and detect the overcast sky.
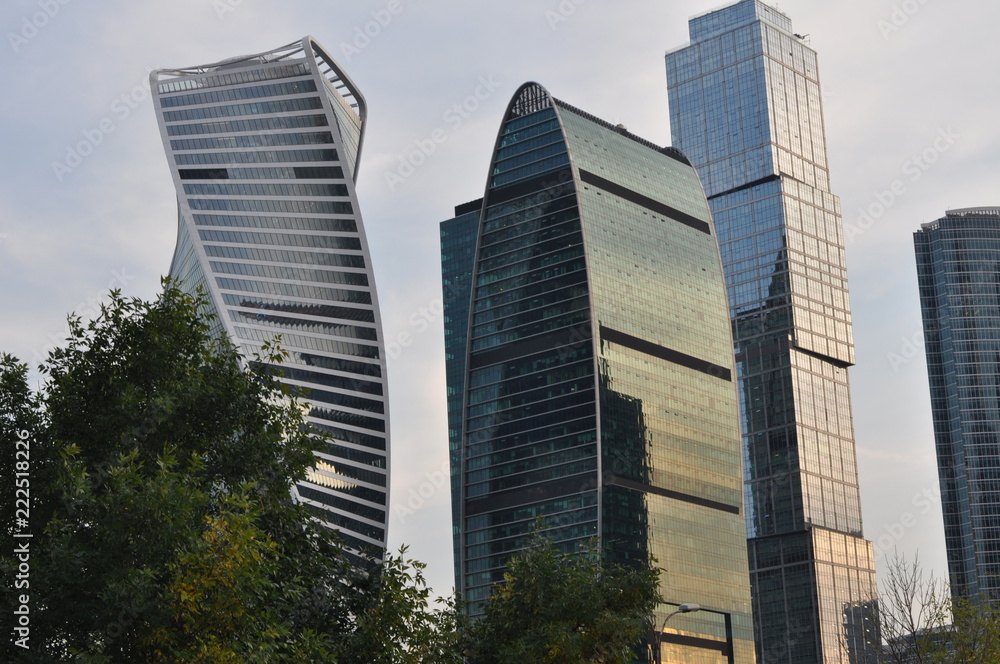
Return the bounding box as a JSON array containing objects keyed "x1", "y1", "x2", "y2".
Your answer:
[{"x1": 2, "y1": 0, "x2": 997, "y2": 600}]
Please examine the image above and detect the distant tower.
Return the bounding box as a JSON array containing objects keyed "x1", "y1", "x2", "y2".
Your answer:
[
  {"x1": 440, "y1": 198, "x2": 483, "y2": 590},
  {"x1": 441, "y1": 82, "x2": 756, "y2": 662},
  {"x1": 667, "y1": 2, "x2": 879, "y2": 662},
  {"x1": 915, "y1": 207, "x2": 1000, "y2": 605},
  {"x1": 152, "y1": 37, "x2": 390, "y2": 562}
]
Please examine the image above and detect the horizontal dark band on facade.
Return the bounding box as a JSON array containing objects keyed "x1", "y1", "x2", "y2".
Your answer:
[
  {"x1": 606, "y1": 475, "x2": 740, "y2": 515},
  {"x1": 455, "y1": 198, "x2": 484, "y2": 217},
  {"x1": 599, "y1": 326, "x2": 732, "y2": 382},
  {"x1": 469, "y1": 325, "x2": 589, "y2": 370},
  {"x1": 661, "y1": 632, "x2": 731, "y2": 657},
  {"x1": 465, "y1": 473, "x2": 596, "y2": 517},
  {"x1": 661, "y1": 146, "x2": 693, "y2": 166},
  {"x1": 707, "y1": 174, "x2": 779, "y2": 201},
  {"x1": 578, "y1": 170, "x2": 711, "y2": 235},
  {"x1": 791, "y1": 342, "x2": 854, "y2": 370},
  {"x1": 486, "y1": 168, "x2": 574, "y2": 207}
]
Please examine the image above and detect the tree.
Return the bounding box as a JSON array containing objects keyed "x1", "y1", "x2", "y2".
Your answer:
[
  {"x1": 0, "y1": 284, "x2": 666, "y2": 662},
  {"x1": 334, "y1": 548, "x2": 464, "y2": 664},
  {"x1": 0, "y1": 284, "x2": 453, "y2": 662},
  {"x1": 461, "y1": 533, "x2": 661, "y2": 664},
  {"x1": 878, "y1": 553, "x2": 1000, "y2": 663}
]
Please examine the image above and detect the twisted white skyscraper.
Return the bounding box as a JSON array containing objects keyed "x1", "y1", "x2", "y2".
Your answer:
[{"x1": 151, "y1": 37, "x2": 390, "y2": 562}]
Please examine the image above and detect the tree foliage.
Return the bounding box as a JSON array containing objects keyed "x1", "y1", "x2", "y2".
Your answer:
[
  {"x1": 0, "y1": 284, "x2": 661, "y2": 662},
  {"x1": 0, "y1": 285, "x2": 453, "y2": 662},
  {"x1": 461, "y1": 534, "x2": 661, "y2": 664}
]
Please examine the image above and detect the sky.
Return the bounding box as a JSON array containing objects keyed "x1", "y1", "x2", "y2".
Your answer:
[{"x1": 1, "y1": 0, "x2": 997, "y2": 602}]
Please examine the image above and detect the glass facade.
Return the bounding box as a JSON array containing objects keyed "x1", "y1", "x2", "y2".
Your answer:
[
  {"x1": 442, "y1": 82, "x2": 756, "y2": 662},
  {"x1": 441, "y1": 199, "x2": 483, "y2": 589},
  {"x1": 915, "y1": 208, "x2": 1000, "y2": 605},
  {"x1": 152, "y1": 37, "x2": 390, "y2": 563},
  {"x1": 666, "y1": 2, "x2": 879, "y2": 662}
]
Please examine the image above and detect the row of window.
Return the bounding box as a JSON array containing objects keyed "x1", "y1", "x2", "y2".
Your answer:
[
  {"x1": 477, "y1": 245, "x2": 584, "y2": 287},
  {"x1": 184, "y1": 181, "x2": 349, "y2": 198},
  {"x1": 468, "y1": 344, "x2": 591, "y2": 391},
  {"x1": 467, "y1": 359, "x2": 592, "y2": 408},
  {"x1": 473, "y1": 283, "x2": 589, "y2": 330},
  {"x1": 310, "y1": 405, "x2": 386, "y2": 434},
  {"x1": 466, "y1": 370, "x2": 593, "y2": 420},
  {"x1": 217, "y1": 277, "x2": 372, "y2": 305},
  {"x1": 235, "y1": 325, "x2": 380, "y2": 360},
  {"x1": 490, "y1": 153, "x2": 571, "y2": 189},
  {"x1": 167, "y1": 114, "x2": 329, "y2": 136},
  {"x1": 481, "y1": 194, "x2": 576, "y2": 239},
  {"x1": 180, "y1": 166, "x2": 344, "y2": 181},
  {"x1": 205, "y1": 242, "x2": 364, "y2": 268},
  {"x1": 269, "y1": 364, "x2": 383, "y2": 397},
  {"x1": 295, "y1": 481, "x2": 385, "y2": 523},
  {"x1": 480, "y1": 207, "x2": 579, "y2": 254},
  {"x1": 158, "y1": 62, "x2": 311, "y2": 94},
  {"x1": 213, "y1": 260, "x2": 368, "y2": 287},
  {"x1": 474, "y1": 256, "x2": 586, "y2": 299},
  {"x1": 468, "y1": 435, "x2": 598, "y2": 480},
  {"x1": 492, "y1": 141, "x2": 568, "y2": 177},
  {"x1": 303, "y1": 386, "x2": 385, "y2": 417},
  {"x1": 299, "y1": 491, "x2": 386, "y2": 540},
  {"x1": 190, "y1": 198, "x2": 353, "y2": 215},
  {"x1": 501, "y1": 108, "x2": 558, "y2": 137},
  {"x1": 171, "y1": 131, "x2": 334, "y2": 151},
  {"x1": 200, "y1": 229, "x2": 360, "y2": 250},
  {"x1": 160, "y1": 79, "x2": 318, "y2": 108},
  {"x1": 495, "y1": 126, "x2": 563, "y2": 162},
  {"x1": 162, "y1": 95, "x2": 323, "y2": 122},
  {"x1": 310, "y1": 422, "x2": 386, "y2": 450},
  {"x1": 472, "y1": 309, "x2": 591, "y2": 353},
  {"x1": 465, "y1": 388, "x2": 596, "y2": 435},
  {"x1": 175, "y1": 148, "x2": 338, "y2": 165}
]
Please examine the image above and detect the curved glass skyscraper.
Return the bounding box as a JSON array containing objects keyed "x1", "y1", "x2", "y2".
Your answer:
[
  {"x1": 444, "y1": 82, "x2": 756, "y2": 662},
  {"x1": 151, "y1": 37, "x2": 389, "y2": 561}
]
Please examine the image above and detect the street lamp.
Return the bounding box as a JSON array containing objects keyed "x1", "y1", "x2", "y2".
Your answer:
[{"x1": 650, "y1": 603, "x2": 701, "y2": 664}]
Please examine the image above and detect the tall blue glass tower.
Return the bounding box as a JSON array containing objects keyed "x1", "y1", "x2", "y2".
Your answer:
[
  {"x1": 152, "y1": 37, "x2": 390, "y2": 563},
  {"x1": 915, "y1": 207, "x2": 1000, "y2": 605},
  {"x1": 442, "y1": 82, "x2": 757, "y2": 663},
  {"x1": 441, "y1": 198, "x2": 483, "y2": 589},
  {"x1": 667, "y1": 2, "x2": 879, "y2": 662}
]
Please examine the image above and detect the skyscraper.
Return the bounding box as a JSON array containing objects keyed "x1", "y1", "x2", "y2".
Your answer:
[
  {"x1": 442, "y1": 82, "x2": 756, "y2": 662},
  {"x1": 915, "y1": 207, "x2": 1000, "y2": 605},
  {"x1": 440, "y1": 197, "x2": 483, "y2": 590},
  {"x1": 151, "y1": 37, "x2": 390, "y2": 562},
  {"x1": 666, "y1": 2, "x2": 879, "y2": 661}
]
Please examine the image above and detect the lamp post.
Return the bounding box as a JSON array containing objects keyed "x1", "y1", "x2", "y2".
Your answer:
[{"x1": 651, "y1": 603, "x2": 701, "y2": 664}]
